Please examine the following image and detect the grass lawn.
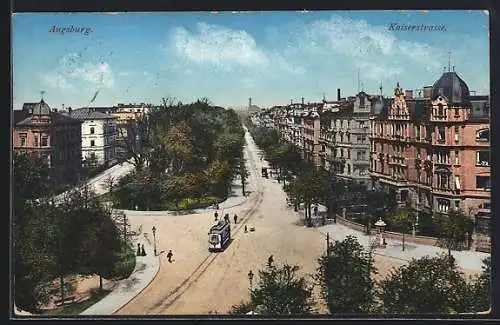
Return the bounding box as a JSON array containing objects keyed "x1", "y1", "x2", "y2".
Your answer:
[
  {"x1": 161, "y1": 195, "x2": 224, "y2": 211},
  {"x1": 97, "y1": 190, "x2": 225, "y2": 211},
  {"x1": 40, "y1": 290, "x2": 110, "y2": 316}
]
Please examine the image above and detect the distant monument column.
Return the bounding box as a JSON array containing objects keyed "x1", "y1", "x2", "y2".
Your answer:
[{"x1": 248, "y1": 97, "x2": 252, "y2": 111}]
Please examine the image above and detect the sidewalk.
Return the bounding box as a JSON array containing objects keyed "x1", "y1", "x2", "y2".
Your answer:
[
  {"x1": 52, "y1": 159, "x2": 135, "y2": 204},
  {"x1": 293, "y1": 203, "x2": 489, "y2": 273},
  {"x1": 80, "y1": 232, "x2": 159, "y2": 316}
]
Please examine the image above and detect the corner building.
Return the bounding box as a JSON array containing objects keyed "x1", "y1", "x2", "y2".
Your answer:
[{"x1": 370, "y1": 71, "x2": 490, "y2": 250}]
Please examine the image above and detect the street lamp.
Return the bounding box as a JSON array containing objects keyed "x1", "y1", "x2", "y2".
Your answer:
[
  {"x1": 248, "y1": 270, "x2": 254, "y2": 293},
  {"x1": 152, "y1": 226, "x2": 157, "y2": 256}
]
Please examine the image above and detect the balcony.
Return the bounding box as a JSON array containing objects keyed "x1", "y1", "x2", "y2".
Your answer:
[
  {"x1": 350, "y1": 127, "x2": 369, "y2": 134},
  {"x1": 433, "y1": 187, "x2": 454, "y2": 196},
  {"x1": 431, "y1": 114, "x2": 447, "y2": 121},
  {"x1": 328, "y1": 156, "x2": 346, "y2": 164},
  {"x1": 435, "y1": 160, "x2": 451, "y2": 167},
  {"x1": 353, "y1": 159, "x2": 370, "y2": 166}
]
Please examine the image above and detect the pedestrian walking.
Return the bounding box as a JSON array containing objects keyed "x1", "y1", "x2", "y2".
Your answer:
[
  {"x1": 244, "y1": 225, "x2": 248, "y2": 233},
  {"x1": 214, "y1": 211, "x2": 218, "y2": 222},
  {"x1": 141, "y1": 244, "x2": 146, "y2": 256},
  {"x1": 267, "y1": 255, "x2": 274, "y2": 268},
  {"x1": 216, "y1": 203, "x2": 219, "y2": 210},
  {"x1": 314, "y1": 205, "x2": 319, "y2": 217},
  {"x1": 137, "y1": 243, "x2": 141, "y2": 256},
  {"x1": 234, "y1": 214, "x2": 238, "y2": 224},
  {"x1": 166, "y1": 250, "x2": 173, "y2": 263}
]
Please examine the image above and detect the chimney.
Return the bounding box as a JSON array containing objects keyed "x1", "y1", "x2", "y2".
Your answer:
[
  {"x1": 337, "y1": 88, "x2": 341, "y2": 101},
  {"x1": 301, "y1": 97, "x2": 304, "y2": 105},
  {"x1": 423, "y1": 86, "x2": 433, "y2": 98},
  {"x1": 248, "y1": 97, "x2": 252, "y2": 108},
  {"x1": 405, "y1": 90, "x2": 413, "y2": 99},
  {"x1": 290, "y1": 99, "x2": 293, "y2": 105},
  {"x1": 68, "y1": 107, "x2": 72, "y2": 116}
]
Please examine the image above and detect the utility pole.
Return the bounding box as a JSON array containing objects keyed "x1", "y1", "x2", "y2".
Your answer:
[{"x1": 326, "y1": 232, "x2": 330, "y2": 255}]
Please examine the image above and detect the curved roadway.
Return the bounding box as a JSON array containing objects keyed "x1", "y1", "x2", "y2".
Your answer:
[{"x1": 114, "y1": 127, "x2": 484, "y2": 315}]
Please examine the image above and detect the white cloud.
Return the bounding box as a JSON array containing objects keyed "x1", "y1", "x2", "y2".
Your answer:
[
  {"x1": 42, "y1": 53, "x2": 115, "y2": 91},
  {"x1": 171, "y1": 23, "x2": 270, "y2": 67},
  {"x1": 118, "y1": 71, "x2": 133, "y2": 76},
  {"x1": 302, "y1": 15, "x2": 444, "y2": 81},
  {"x1": 43, "y1": 72, "x2": 76, "y2": 92}
]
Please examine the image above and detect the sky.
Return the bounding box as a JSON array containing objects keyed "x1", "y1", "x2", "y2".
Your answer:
[{"x1": 12, "y1": 10, "x2": 490, "y2": 110}]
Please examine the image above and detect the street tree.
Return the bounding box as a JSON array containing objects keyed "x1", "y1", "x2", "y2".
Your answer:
[
  {"x1": 469, "y1": 256, "x2": 491, "y2": 313},
  {"x1": 14, "y1": 200, "x2": 59, "y2": 312},
  {"x1": 117, "y1": 109, "x2": 153, "y2": 172},
  {"x1": 291, "y1": 168, "x2": 329, "y2": 227},
  {"x1": 231, "y1": 261, "x2": 316, "y2": 315},
  {"x1": 387, "y1": 208, "x2": 414, "y2": 251},
  {"x1": 13, "y1": 151, "x2": 51, "y2": 199},
  {"x1": 180, "y1": 172, "x2": 207, "y2": 204},
  {"x1": 166, "y1": 121, "x2": 197, "y2": 175},
  {"x1": 376, "y1": 254, "x2": 474, "y2": 314},
  {"x1": 205, "y1": 159, "x2": 232, "y2": 198},
  {"x1": 102, "y1": 174, "x2": 116, "y2": 197},
  {"x1": 436, "y1": 210, "x2": 475, "y2": 261},
  {"x1": 239, "y1": 159, "x2": 250, "y2": 197},
  {"x1": 79, "y1": 208, "x2": 122, "y2": 291},
  {"x1": 315, "y1": 235, "x2": 376, "y2": 314}
]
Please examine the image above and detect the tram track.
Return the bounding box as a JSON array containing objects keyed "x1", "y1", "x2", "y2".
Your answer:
[{"x1": 116, "y1": 131, "x2": 264, "y2": 315}]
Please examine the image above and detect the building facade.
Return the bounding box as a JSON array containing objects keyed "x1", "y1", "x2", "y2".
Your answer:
[
  {"x1": 13, "y1": 100, "x2": 82, "y2": 185},
  {"x1": 369, "y1": 71, "x2": 490, "y2": 251},
  {"x1": 67, "y1": 108, "x2": 118, "y2": 167},
  {"x1": 319, "y1": 91, "x2": 372, "y2": 187}
]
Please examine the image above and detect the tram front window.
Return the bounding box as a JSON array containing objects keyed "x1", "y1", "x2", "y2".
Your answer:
[{"x1": 210, "y1": 234, "x2": 220, "y2": 243}]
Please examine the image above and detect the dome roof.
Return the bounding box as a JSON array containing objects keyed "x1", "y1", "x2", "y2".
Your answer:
[
  {"x1": 431, "y1": 71, "x2": 470, "y2": 105},
  {"x1": 32, "y1": 99, "x2": 51, "y2": 115}
]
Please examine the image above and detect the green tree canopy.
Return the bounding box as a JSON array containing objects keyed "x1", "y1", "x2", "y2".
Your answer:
[
  {"x1": 469, "y1": 257, "x2": 491, "y2": 313},
  {"x1": 315, "y1": 235, "x2": 376, "y2": 314},
  {"x1": 436, "y1": 210, "x2": 475, "y2": 259},
  {"x1": 231, "y1": 261, "x2": 315, "y2": 315},
  {"x1": 376, "y1": 254, "x2": 473, "y2": 314}
]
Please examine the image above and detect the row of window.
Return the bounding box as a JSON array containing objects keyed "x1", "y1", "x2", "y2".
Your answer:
[
  {"x1": 88, "y1": 126, "x2": 118, "y2": 135},
  {"x1": 374, "y1": 162, "x2": 490, "y2": 191},
  {"x1": 19, "y1": 133, "x2": 48, "y2": 147},
  {"x1": 331, "y1": 120, "x2": 367, "y2": 129},
  {"x1": 373, "y1": 144, "x2": 490, "y2": 167},
  {"x1": 331, "y1": 163, "x2": 368, "y2": 176},
  {"x1": 375, "y1": 124, "x2": 489, "y2": 143},
  {"x1": 333, "y1": 148, "x2": 368, "y2": 160}
]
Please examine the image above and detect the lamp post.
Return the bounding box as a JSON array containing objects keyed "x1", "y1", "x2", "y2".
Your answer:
[
  {"x1": 326, "y1": 232, "x2": 330, "y2": 255},
  {"x1": 152, "y1": 226, "x2": 157, "y2": 256},
  {"x1": 248, "y1": 270, "x2": 254, "y2": 293}
]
